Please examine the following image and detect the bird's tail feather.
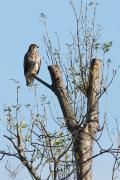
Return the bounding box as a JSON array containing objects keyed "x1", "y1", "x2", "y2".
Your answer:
[{"x1": 26, "y1": 77, "x2": 34, "y2": 86}]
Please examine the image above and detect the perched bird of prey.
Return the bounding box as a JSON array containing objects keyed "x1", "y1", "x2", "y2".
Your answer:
[{"x1": 24, "y1": 44, "x2": 41, "y2": 86}]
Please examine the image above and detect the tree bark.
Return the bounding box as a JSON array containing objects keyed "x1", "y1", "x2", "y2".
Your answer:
[
  {"x1": 48, "y1": 65, "x2": 79, "y2": 132},
  {"x1": 73, "y1": 59, "x2": 101, "y2": 180},
  {"x1": 37, "y1": 59, "x2": 101, "y2": 180}
]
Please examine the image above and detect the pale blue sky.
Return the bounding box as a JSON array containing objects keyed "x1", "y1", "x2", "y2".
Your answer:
[{"x1": 0, "y1": 0, "x2": 120, "y2": 179}]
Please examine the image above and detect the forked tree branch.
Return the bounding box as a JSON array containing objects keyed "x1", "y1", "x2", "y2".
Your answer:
[
  {"x1": 35, "y1": 65, "x2": 79, "y2": 132},
  {"x1": 35, "y1": 59, "x2": 101, "y2": 180}
]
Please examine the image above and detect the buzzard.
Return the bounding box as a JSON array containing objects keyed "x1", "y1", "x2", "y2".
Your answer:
[{"x1": 24, "y1": 44, "x2": 41, "y2": 86}]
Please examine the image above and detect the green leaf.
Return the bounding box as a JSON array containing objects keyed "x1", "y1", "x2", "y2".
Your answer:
[
  {"x1": 94, "y1": 43, "x2": 101, "y2": 50},
  {"x1": 103, "y1": 41, "x2": 112, "y2": 53}
]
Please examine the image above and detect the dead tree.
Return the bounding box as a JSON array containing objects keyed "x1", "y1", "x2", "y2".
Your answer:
[{"x1": 35, "y1": 58, "x2": 101, "y2": 180}]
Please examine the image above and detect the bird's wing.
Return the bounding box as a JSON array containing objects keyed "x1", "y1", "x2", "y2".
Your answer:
[
  {"x1": 37, "y1": 57, "x2": 41, "y2": 74},
  {"x1": 24, "y1": 53, "x2": 29, "y2": 76},
  {"x1": 24, "y1": 53, "x2": 35, "y2": 76}
]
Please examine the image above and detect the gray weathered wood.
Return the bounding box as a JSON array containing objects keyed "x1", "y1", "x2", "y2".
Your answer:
[
  {"x1": 73, "y1": 59, "x2": 101, "y2": 180},
  {"x1": 36, "y1": 59, "x2": 101, "y2": 180}
]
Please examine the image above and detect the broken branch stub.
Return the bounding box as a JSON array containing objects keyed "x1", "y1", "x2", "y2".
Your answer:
[
  {"x1": 48, "y1": 65, "x2": 79, "y2": 132},
  {"x1": 86, "y1": 59, "x2": 101, "y2": 133}
]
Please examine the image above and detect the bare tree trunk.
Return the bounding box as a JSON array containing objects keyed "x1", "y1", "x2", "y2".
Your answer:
[
  {"x1": 37, "y1": 59, "x2": 101, "y2": 180},
  {"x1": 73, "y1": 59, "x2": 101, "y2": 180}
]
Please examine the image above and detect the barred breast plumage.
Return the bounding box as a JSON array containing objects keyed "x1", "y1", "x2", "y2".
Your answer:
[{"x1": 24, "y1": 44, "x2": 41, "y2": 86}]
